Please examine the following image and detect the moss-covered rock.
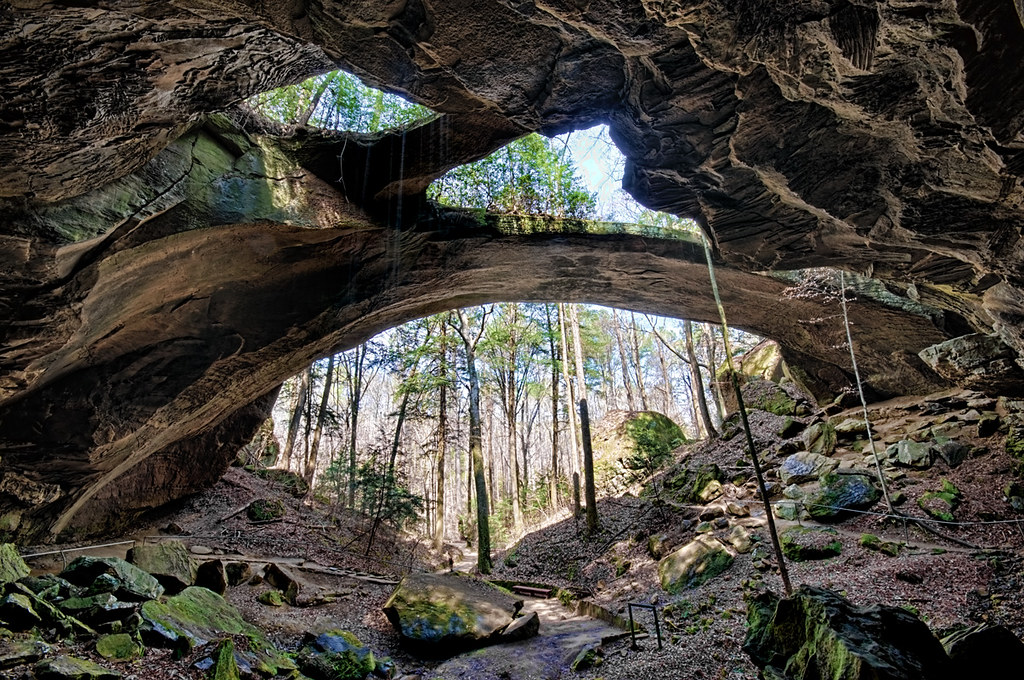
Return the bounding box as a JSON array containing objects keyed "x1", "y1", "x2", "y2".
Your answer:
[
  {"x1": 804, "y1": 473, "x2": 880, "y2": 521},
  {"x1": 95, "y1": 634, "x2": 143, "y2": 661},
  {"x1": 126, "y1": 541, "x2": 197, "y2": 594},
  {"x1": 779, "y1": 452, "x2": 839, "y2": 485},
  {"x1": 382, "y1": 572, "x2": 521, "y2": 653},
  {"x1": 0, "y1": 544, "x2": 29, "y2": 584},
  {"x1": 665, "y1": 463, "x2": 724, "y2": 503},
  {"x1": 139, "y1": 586, "x2": 293, "y2": 675},
  {"x1": 297, "y1": 629, "x2": 377, "y2": 680},
  {"x1": 593, "y1": 411, "x2": 686, "y2": 492},
  {"x1": 257, "y1": 590, "x2": 284, "y2": 607},
  {"x1": 60, "y1": 557, "x2": 164, "y2": 601},
  {"x1": 571, "y1": 644, "x2": 603, "y2": 671},
  {"x1": 744, "y1": 586, "x2": 950, "y2": 679},
  {"x1": 941, "y1": 623, "x2": 1024, "y2": 673},
  {"x1": 802, "y1": 422, "x2": 837, "y2": 455},
  {"x1": 35, "y1": 655, "x2": 122, "y2": 679},
  {"x1": 658, "y1": 535, "x2": 734, "y2": 592},
  {"x1": 211, "y1": 639, "x2": 241, "y2": 680},
  {"x1": 246, "y1": 498, "x2": 286, "y2": 522},
  {"x1": 57, "y1": 593, "x2": 137, "y2": 625},
  {"x1": 250, "y1": 468, "x2": 309, "y2": 498},
  {"x1": 780, "y1": 526, "x2": 842, "y2": 561},
  {"x1": 859, "y1": 533, "x2": 901, "y2": 557},
  {"x1": 0, "y1": 637, "x2": 51, "y2": 669},
  {"x1": 885, "y1": 440, "x2": 933, "y2": 469},
  {"x1": 917, "y1": 479, "x2": 961, "y2": 522},
  {"x1": 0, "y1": 591, "x2": 42, "y2": 630}
]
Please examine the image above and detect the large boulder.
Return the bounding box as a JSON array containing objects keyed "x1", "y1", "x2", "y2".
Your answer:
[
  {"x1": 885, "y1": 440, "x2": 933, "y2": 469},
  {"x1": 779, "y1": 526, "x2": 842, "y2": 562},
  {"x1": 139, "y1": 586, "x2": 293, "y2": 675},
  {"x1": 745, "y1": 586, "x2": 951, "y2": 679},
  {"x1": 592, "y1": 411, "x2": 685, "y2": 493},
  {"x1": 779, "y1": 452, "x2": 839, "y2": 485},
  {"x1": 658, "y1": 535, "x2": 734, "y2": 592},
  {"x1": 804, "y1": 473, "x2": 880, "y2": 522},
  {"x1": 0, "y1": 544, "x2": 29, "y2": 584},
  {"x1": 382, "y1": 572, "x2": 525, "y2": 653},
  {"x1": 919, "y1": 334, "x2": 1024, "y2": 396},
  {"x1": 296, "y1": 630, "x2": 379, "y2": 680},
  {"x1": 665, "y1": 463, "x2": 724, "y2": 503},
  {"x1": 126, "y1": 541, "x2": 198, "y2": 594},
  {"x1": 60, "y1": 557, "x2": 163, "y2": 601},
  {"x1": 941, "y1": 624, "x2": 1024, "y2": 674}
]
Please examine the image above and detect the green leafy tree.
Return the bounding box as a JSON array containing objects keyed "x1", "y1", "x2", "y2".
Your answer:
[
  {"x1": 247, "y1": 70, "x2": 432, "y2": 132},
  {"x1": 429, "y1": 134, "x2": 597, "y2": 217}
]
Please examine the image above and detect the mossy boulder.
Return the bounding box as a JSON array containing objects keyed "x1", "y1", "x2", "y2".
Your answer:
[
  {"x1": 257, "y1": 590, "x2": 285, "y2": 607},
  {"x1": 744, "y1": 586, "x2": 950, "y2": 679},
  {"x1": 804, "y1": 473, "x2": 880, "y2": 521},
  {"x1": 251, "y1": 468, "x2": 310, "y2": 498},
  {"x1": 0, "y1": 544, "x2": 29, "y2": 584},
  {"x1": 35, "y1": 655, "x2": 122, "y2": 679},
  {"x1": 382, "y1": 572, "x2": 522, "y2": 653},
  {"x1": 941, "y1": 624, "x2": 1024, "y2": 673},
  {"x1": 779, "y1": 452, "x2": 839, "y2": 485},
  {"x1": 246, "y1": 498, "x2": 286, "y2": 521},
  {"x1": 885, "y1": 440, "x2": 933, "y2": 469},
  {"x1": 731, "y1": 375, "x2": 798, "y2": 416},
  {"x1": 780, "y1": 526, "x2": 842, "y2": 561},
  {"x1": 0, "y1": 591, "x2": 42, "y2": 630},
  {"x1": 918, "y1": 479, "x2": 961, "y2": 522},
  {"x1": 0, "y1": 638, "x2": 51, "y2": 669},
  {"x1": 859, "y1": 533, "x2": 901, "y2": 557},
  {"x1": 139, "y1": 586, "x2": 293, "y2": 674},
  {"x1": 593, "y1": 411, "x2": 685, "y2": 492},
  {"x1": 658, "y1": 535, "x2": 734, "y2": 592},
  {"x1": 126, "y1": 541, "x2": 197, "y2": 594},
  {"x1": 665, "y1": 463, "x2": 724, "y2": 503},
  {"x1": 297, "y1": 629, "x2": 377, "y2": 680},
  {"x1": 802, "y1": 422, "x2": 837, "y2": 455},
  {"x1": 60, "y1": 557, "x2": 164, "y2": 601},
  {"x1": 95, "y1": 634, "x2": 143, "y2": 661},
  {"x1": 211, "y1": 638, "x2": 241, "y2": 680},
  {"x1": 56, "y1": 593, "x2": 137, "y2": 625}
]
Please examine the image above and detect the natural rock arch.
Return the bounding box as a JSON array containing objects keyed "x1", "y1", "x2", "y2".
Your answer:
[{"x1": 2, "y1": 1, "x2": 1023, "y2": 541}]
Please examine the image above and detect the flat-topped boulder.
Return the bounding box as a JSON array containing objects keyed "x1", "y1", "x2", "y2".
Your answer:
[{"x1": 382, "y1": 572, "x2": 528, "y2": 654}]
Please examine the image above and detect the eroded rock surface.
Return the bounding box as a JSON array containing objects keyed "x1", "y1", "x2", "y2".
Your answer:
[{"x1": 3, "y1": 1, "x2": 1024, "y2": 540}]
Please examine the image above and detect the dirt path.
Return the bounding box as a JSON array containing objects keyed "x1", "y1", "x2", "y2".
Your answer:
[{"x1": 426, "y1": 596, "x2": 624, "y2": 680}]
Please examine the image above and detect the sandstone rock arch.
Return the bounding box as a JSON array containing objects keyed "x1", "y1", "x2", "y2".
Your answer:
[{"x1": 2, "y1": 1, "x2": 1023, "y2": 541}]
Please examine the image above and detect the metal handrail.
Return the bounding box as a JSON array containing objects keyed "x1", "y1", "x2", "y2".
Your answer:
[{"x1": 627, "y1": 602, "x2": 662, "y2": 650}]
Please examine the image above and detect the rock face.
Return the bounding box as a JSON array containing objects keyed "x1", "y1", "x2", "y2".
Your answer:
[
  {"x1": 658, "y1": 535, "x2": 734, "y2": 592},
  {"x1": 592, "y1": 411, "x2": 685, "y2": 493},
  {"x1": 4, "y1": 1, "x2": 1024, "y2": 540},
  {"x1": 745, "y1": 586, "x2": 952, "y2": 680},
  {"x1": 382, "y1": 572, "x2": 528, "y2": 654},
  {"x1": 126, "y1": 541, "x2": 198, "y2": 595}
]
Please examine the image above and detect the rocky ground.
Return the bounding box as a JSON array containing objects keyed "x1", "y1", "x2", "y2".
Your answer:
[{"x1": 6, "y1": 381, "x2": 1024, "y2": 679}]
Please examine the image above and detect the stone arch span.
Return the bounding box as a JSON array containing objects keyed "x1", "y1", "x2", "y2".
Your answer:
[{"x1": 0, "y1": 125, "x2": 957, "y2": 542}]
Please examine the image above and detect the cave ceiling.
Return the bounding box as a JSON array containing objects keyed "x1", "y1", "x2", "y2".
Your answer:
[{"x1": 1, "y1": 0, "x2": 1024, "y2": 541}]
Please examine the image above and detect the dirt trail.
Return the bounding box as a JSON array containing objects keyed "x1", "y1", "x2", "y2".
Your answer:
[{"x1": 428, "y1": 596, "x2": 624, "y2": 680}]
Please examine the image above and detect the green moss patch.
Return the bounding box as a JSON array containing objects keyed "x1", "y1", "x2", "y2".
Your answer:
[
  {"x1": 780, "y1": 526, "x2": 842, "y2": 561},
  {"x1": 139, "y1": 587, "x2": 292, "y2": 675},
  {"x1": 246, "y1": 499, "x2": 286, "y2": 521},
  {"x1": 917, "y1": 478, "x2": 962, "y2": 522}
]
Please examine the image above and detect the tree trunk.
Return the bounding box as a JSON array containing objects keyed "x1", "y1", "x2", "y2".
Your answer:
[
  {"x1": 283, "y1": 367, "x2": 312, "y2": 471},
  {"x1": 347, "y1": 347, "x2": 364, "y2": 509},
  {"x1": 558, "y1": 304, "x2": 581, "y2": 517},
  {"x1": 366, "y1": 387, "x2": 410, "y2": 555},
  {"x1": 545, "y1": 304, "x2": 559, "y2": 509},
  {"x1": 455, "y1": 309, "x2": 491, "y2": 573},
  {"x1": 305, "y1": 354, "x2": 335, "y2": 489},
  {"x1": 612, "y1": 309, "x2": 636, "y2": 411},
  {"x1": 629, "y1": 312, "x2": 649, "y2": 410},
  {"x1": 569, "y1": 305, "x2": 598, "y2": 533},
  {"x1": 705, "y1": 326, "x2": 728, "y2": 421},
  {"x1": 685, "y1": 320, "x2": 718, "y2": 438},
  {"x1": 434, "y1": 323, "x2": 449, "y2": 551}
]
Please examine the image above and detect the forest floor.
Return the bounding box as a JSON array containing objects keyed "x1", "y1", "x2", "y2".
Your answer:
[{"x1": 17, "y1": 388, "x2": 1024, "y2": 680}]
